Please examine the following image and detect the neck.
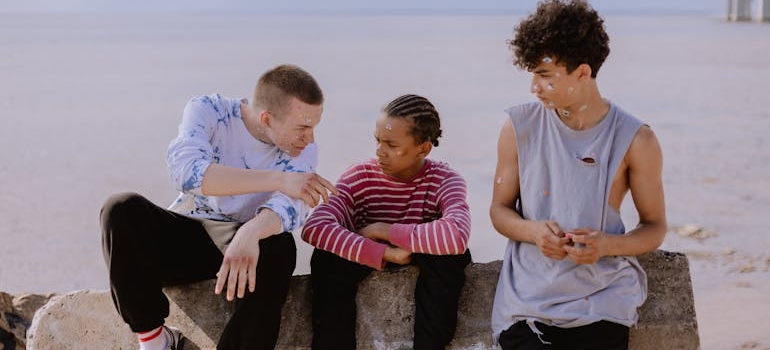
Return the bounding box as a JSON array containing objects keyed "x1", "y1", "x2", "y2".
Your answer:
[
  {"x1": 241, "y1": 103, "x2": 273, "y2": 144},
  {"x1": 557, "y1": 86, "x2": 608, "y2": 130}
]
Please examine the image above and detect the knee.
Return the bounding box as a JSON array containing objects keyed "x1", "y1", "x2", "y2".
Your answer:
[
  {"x1": 414, "y1": 251, "x2": 471, "y2": 273},
  {"x1": 101, "y1": 192, "x2": 146, "y2": 217},
  {"x1": 259, "y1": 232, "x2": 297, "y2": 275},
  {"x1": 100, "y1": 192, "x2": 148, "y2": 236}
]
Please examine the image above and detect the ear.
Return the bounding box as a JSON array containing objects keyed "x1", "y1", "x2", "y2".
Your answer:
[
  {"x1": 577, "y1": 63, "x2": 593, "y2": 80},
  {"x1": 258, "y1": 110, "x2": 271, "y2": 127},
  {"x1": 417, "y1": 141, "x2": 432, "y2": 158}
]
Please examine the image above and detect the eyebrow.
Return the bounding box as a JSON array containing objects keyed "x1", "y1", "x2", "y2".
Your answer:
[
  {"x1": 533, "y1": 68, "x2": 550, "y2": 74},
  {"x1": 374, "y1": 134, "x2": 396, "y2": 143}
]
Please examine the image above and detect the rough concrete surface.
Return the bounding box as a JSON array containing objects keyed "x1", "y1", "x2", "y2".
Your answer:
[{"x1": 26, "y1": 250, "x2": 698, "y2": 350}]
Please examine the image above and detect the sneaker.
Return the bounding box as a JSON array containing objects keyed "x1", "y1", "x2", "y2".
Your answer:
[{"x1": 163, "y1": 326, "x2": 186, "y2": 350}]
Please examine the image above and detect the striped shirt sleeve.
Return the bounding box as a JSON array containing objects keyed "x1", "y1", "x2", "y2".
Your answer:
[
  {"x1": 301, "y1": 170, "x2": 389, "y2": 270},
  {"x1": 388, "y1": 170, "x2": 471, "y2": 255}
]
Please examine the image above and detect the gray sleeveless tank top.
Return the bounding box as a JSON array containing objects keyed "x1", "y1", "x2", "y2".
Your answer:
[{"x1": 491, "y1": 101, "x2": 646, "y2": 341}]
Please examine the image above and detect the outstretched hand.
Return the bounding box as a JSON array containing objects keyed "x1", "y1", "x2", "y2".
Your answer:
[
  {"x1": 215, "y1": 226, "x2": 260, "y2": 301},
  {"x1": 282, "y1": 173, "x2": 338, "y2": 207}
]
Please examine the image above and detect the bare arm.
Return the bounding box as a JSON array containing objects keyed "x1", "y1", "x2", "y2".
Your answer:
[
  {"x1": 489, "y1": 119, "x2": 570, "y2": 259},
  {"x1": 201, "y1": 163, "x2": 337, "y2": 207}
]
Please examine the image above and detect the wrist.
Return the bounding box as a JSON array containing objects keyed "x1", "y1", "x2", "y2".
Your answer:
[{"x1": 267, "y1": 170, "x2": 283, "y2": 193}]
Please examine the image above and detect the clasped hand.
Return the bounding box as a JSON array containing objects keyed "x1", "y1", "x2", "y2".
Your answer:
[
  {"x1": 534, "y1": 221, "x2": 606, "y2": 264},
  {"x1": 360, "y1": 222, "x2": 412, "y2": 265}
]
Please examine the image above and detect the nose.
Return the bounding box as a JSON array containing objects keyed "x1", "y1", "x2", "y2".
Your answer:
[
  {"x1": 375, "y1": 142, "x2": 386, "y2": 158},
  {"x1": 530, "y1": 77, "x2": 542, "y2": 94},
  {"x1": 302, "y1": 128, "x2": 314, "y2": 144}
]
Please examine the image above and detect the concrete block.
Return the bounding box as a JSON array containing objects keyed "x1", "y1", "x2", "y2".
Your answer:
[{"x1": 27, "y1": 250, "x2": 698, "y2": 350}]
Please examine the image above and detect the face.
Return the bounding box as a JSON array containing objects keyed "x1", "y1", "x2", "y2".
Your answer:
[
  {"x1": 374, "y1": 114, "x2": 430, "y2": 181},
  {"x1": 263, "y1": 97, "x2": 323, "y2": 157},
  {"x1": 529, "y1": 56, "x2": 583, "y2": 110}
]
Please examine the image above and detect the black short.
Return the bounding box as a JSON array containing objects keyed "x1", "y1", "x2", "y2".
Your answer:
[{"x1": 499, "y1": 320, "x2": 629, "y2": 350}]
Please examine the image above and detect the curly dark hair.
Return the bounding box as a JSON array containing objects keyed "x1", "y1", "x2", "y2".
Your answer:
[
  {"x1": 382, "y1": 94, "x2": 442, "y2": 147},
  {"x1": 509, "y1": 0, "x2": 610, "y2": 78}
]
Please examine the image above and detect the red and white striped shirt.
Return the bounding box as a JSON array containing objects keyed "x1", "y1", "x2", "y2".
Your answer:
[{"x1": 301, "y1": 158, "x2": 471, "y2": 270}]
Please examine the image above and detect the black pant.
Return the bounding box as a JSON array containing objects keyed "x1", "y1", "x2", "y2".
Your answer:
[
  {"x1": 309, "y1": 248, "x2": 471, "y2": 350},
  {"x1": 100, "y1": 192, "x2": 296, "y2": 350},
  {"x1": 498, "y1": 320, "x2": 629, "y2": 350}
]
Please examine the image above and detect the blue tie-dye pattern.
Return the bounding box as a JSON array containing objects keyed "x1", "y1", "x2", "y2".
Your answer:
[
  {"x1": 232, "y1": 103, "x2": 241, "y2": 118},
  {"x1": 199, "y1": 95, "x2": 219, "y2": 113},
  {"x1": 275, "y1": 156, "x2": 290, "y2": 169},
  {"x1": 182, "y1": 160, "x2": 207, "y2": 192},
  {"x1": 285, "y1": 205, "x2": 297, "y2": 229},
  {"x1": 212, "y1": 146, "x2": 221, "y2": 163},
  {"x1": 274, "y1": 152, "x2": 307, "y2": 173},
  {"x1": 168, "y1": 94, "x2": 316, "y2": 226}
]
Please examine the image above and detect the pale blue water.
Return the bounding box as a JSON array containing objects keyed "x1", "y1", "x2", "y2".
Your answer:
[
  {"x1": 1, "y1": 14, "x2": 769, "y2": 347},
  {"x1": 0, "y1": 0, "x2": 728, "y2": 15},
  {"x1": 2, "y1": 10, "x2": 769, "y2": 348}
]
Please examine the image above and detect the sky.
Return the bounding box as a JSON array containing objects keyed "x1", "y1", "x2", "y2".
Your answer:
[{"x1": 0, "y1": 0, "x2": 728, "y2": 15}]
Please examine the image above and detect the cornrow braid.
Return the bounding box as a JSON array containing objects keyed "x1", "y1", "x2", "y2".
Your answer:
[{"x1": 383, "y1": 94, "x2": 443, "y2": 147}]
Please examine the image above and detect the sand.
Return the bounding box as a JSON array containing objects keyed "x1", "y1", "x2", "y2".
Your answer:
[{"x1": 1, "y1": 13, "x2": 769, "y2": 349}]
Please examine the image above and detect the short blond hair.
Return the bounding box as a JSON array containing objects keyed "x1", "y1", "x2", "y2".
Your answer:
[{"x1": 254, "y1": 64, "x2": 324, "y2": 117}]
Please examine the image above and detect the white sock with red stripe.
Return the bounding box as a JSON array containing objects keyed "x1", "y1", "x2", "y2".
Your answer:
[{"x1": 138, "y1": 326, "x2": 169, "y2": 350}]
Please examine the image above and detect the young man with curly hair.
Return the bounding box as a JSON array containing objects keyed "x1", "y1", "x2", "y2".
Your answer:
[
  {"x1": 302, "y1": 94, "x2": 472, "y2": 350},
  {"x1": 490, "y1": 1, "x2": 667, "y2": 349}
]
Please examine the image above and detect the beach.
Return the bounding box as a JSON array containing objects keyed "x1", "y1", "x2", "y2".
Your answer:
[{"x1": 1, "y1": 12, "x2": 769, "y2": 349}]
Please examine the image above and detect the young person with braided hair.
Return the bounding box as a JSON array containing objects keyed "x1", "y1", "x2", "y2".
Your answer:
[
  {"x1": 490, "y1": 1, "x2": 667, "y2": 349},
  {"x1": 301, "y1": 94, "x2": 472, "y2": 350}
]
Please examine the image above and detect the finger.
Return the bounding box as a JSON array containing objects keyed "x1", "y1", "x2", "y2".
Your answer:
[
  {"x1": 226, "y1": 260, "x2": 240, "y2": 301},
  {"x1": 570, "y1": 234, "x2": 590, "y2": 248},
  {"x1": 545, "y1": 221, "x2": 564, "y2": 236},
  {"x1": 300, "y1": 191, "x2": 315, "y2": 207},
  {"x1": 318, "y1": 175, "x2": 338, "y2": 196},
  {"x1": 317, "y1": 182, "x2": 330, "y2": 203},
  {"x1": 214, "y1": 260, "x2": 230, "y2": 295},
  {"x1": 237, "y1": 258, "x2": 248, "y2": 299},
  {"x1": 306, "y1": 177, "x2": 329, "y2": 204},
  {"x1": 571, "y1": 234, "x2": 586, "y2": 244},
  {"x1": 303, "y1": 185, "x2": 321, "y2": 207},
  {"x1": 248, "y1": 257, "x2": 257, "y2": 293}
]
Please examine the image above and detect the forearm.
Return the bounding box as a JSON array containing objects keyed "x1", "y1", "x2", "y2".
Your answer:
[
  {"x1": 490, "y1": 203, "x2": 541, "y2": 244},
  {"x1": 603, "y1": 221, "x2": 667, "y2": 257},
  {"x1": 240, "y1": 208, "x2": 284, "y2": 241},
  {"x1": 201, "y1": 163, "x2": 282, "y2": 196},
  {"x1": 389, "y1": 215, "x2": 470, "y2": 255},
  {"x1": 303, "y1": 222, "x2": 387, "y2": 270}
]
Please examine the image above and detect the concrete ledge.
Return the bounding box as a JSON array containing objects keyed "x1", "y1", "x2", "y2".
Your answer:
[{"x1": 26, "y1": 250, "x2": 699, "y2": 350}]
